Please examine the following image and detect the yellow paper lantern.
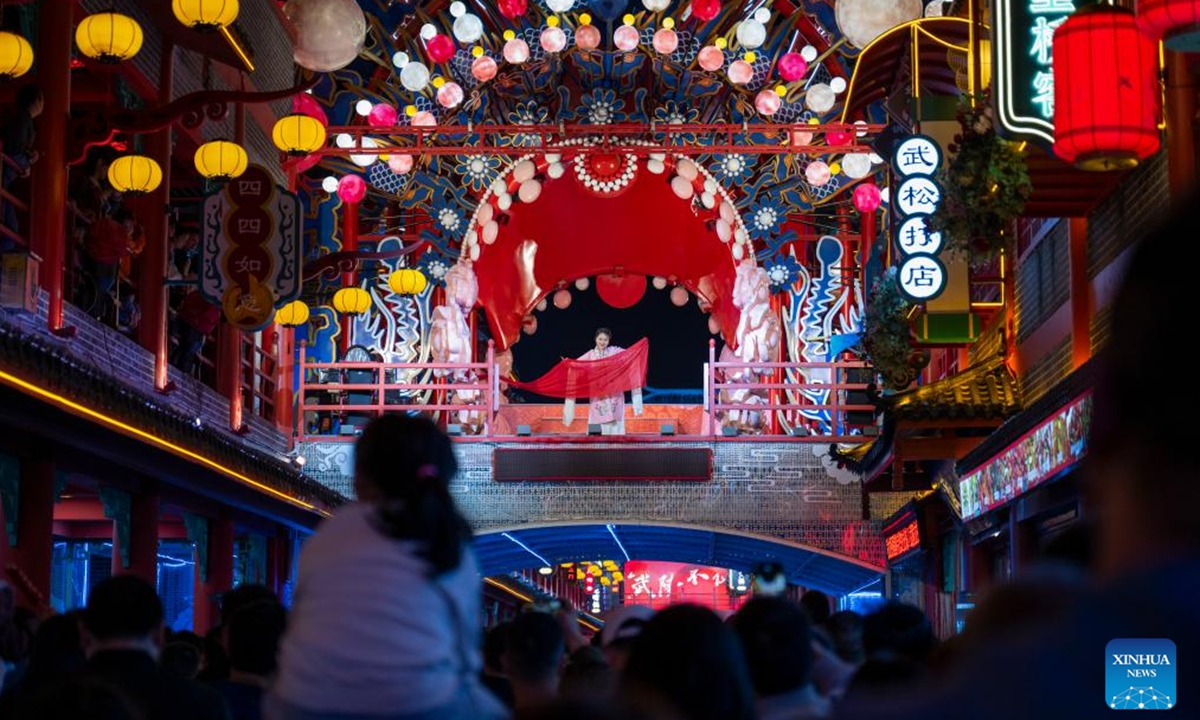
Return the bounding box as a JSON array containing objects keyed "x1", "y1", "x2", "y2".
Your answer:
[
  {"x1": 107, "y1": 155, "x2": 163, "y2": 195},
  {"x1": 275, "y1": 300, "x2": 310, "y2": 327},
  {"x1": 0, "y1": 31, "x2": 34, "y2": 80},
  {"x1": 387, "y1": 268, "x2": 427, "y2": 296},
  {"x1": 332, "y1": 287, "x2": 372, "y2": 315},
  {"x1": 272, "y1": 113, "x2": 326, "y2": 156},
  {"x1": 194, "y1": 140, "x2": 248, "y2": 181},
  {"x1": 172, "y1": 0, "x2": 240, "y2": 31},
  {"x1": 76, "y1": 12, "x2": 144, "y2": 64}
]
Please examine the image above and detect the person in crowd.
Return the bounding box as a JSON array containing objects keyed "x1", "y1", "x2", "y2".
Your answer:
[
  {"x1": 860, "y1": 602, "x2": 938, "y2": 665},
  {"x1": 1, "y1": 84, "x2": 43, "y2": 243},
  {"x1": 172, "y1": 290, "x2": 221, "y2": 374},
  {"x1": 80, "y1": 575, "x2": 230, "y2": 720},
  {"x1": 597, "y1": 604, "x2": 653, "y2": 674},
  {"x1": 621, "y1": 604, "x2": 757, "y2": 720},
  {"x1": 840, "y1": 204, "x2": 1200, "y2": 719},
  {"x1": 267, "y1": 414, "x2": 506, "y2": 720},
  {"x1": 214, "y1": 599, "x2": 287, "y2": 720},
  {"x1": 798, "y1": 590, "x2": 832, "y2": 626},
  {"x1": 558, "y1": 645, "x2": 613, "y2": 702},
  {"x1": 22, "y1": 676, "x2": 141, "y2": 720},
  {"x1": 0, "y1": 610, "x2": 85, "y2": 717},
  {"x1": 161, "y1": 630, "x2": 205, "y2": 681},
  {"x1": 730, "y1": 597, "x2": 831, "y2": 720},
  {"x1": 83, "y1": 208, "x2": 133, "y2": 298},
  {"x1": 503, "y1": 611, "x2": 565, "y2": 711},
  {"x1": 482, "y1": 622, "x2": 515, "y2": 708},
  {"x1": 821, "y1": 611, "x2": 865, "y2": 667}
]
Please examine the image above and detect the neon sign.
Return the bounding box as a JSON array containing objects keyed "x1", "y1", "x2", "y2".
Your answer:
[
  {"x1": 885, "y1": 519, "x2": 922, "y2": 562},
  {"x1": 891, "y1": 135, "x2": 947, "y2": 303},
  {"x1": 995, "y1": 0, "x2": 1080, "y2": 147}
]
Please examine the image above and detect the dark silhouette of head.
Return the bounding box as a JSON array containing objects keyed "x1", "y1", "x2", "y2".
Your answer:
[
  {"x1": 219, "y1": 583, "x2": 277, "y2": 625},
  {"x1": 83, "y1": 576, "x2": 163, "y2": 646},
  {"x1": 503, "y1": 611, "x2": 566, "y2": 685},
  {"x1": 824, "y1": 610, "x2": 866, "y2": 665},
  {"x1": 730, "y1": 596, "x2": 816, "y2": 697},
  {"x1": 799, "y1": 589, "x2": 832, "y2": 625},
  {"x1": 16, "y1": 84, "x2": 43, "y2": 117},
  {"x1": 20, "y1": 611, "x2": 86, "y2": 694},
  {"x1": 354, "y1": 414, "x2": 472, "y2": 574},
  {"x1": 484, "y1": 621, "x2": 511, "y2": 675},
  {"x1": 622, "y1": 604, "x2": 756, "y2": 720},
  {"x1": 161, "y1": 630, "x2": 204, "y2": 680},
  {"x1": 227, "y1": 599, "x2": 287, "y2": 677},
  {"x1": 862, "y1": 602, "x2": 937, "y2": 664}
]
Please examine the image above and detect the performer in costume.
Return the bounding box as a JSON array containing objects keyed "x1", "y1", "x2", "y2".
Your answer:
[{"x1": 575, "y1": 328, "x2": 626, "y2": 435}]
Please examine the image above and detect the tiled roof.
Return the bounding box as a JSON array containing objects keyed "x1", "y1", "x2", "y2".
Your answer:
[{"x1": 887, "y1": 354, "x2": 1022, "y2": 422}]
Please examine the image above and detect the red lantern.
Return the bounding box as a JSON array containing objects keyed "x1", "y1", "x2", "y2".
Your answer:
[
  {"x1": 692, "y1": 0, "x2": 721, "y2": 22},
  {"x1": 1053, "y1": 6, "x2": 1161, "y2": 171},
  {"x1": 852, "y1": 183, "x2": 881, "y2": 213},
  {"x1": 425, "y1": 33, "x2": 456, "y2": 64},
  {"x1": 1137, "y1": 0, "x2": 1200, "y2": 51},
  {"x1": 497, "y1": 0, "x2": 527, "y2": 19}
]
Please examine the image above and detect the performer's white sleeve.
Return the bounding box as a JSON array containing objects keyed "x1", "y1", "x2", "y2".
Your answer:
[
  {"x1": 563, "y1": 398, "x2": 575, "y2": 426},
  {"x1": 632, "y1": 387, "x2": 643, "y2": 416}
]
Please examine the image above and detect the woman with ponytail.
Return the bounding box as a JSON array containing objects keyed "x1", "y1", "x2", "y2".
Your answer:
[{"x1": 267, "y1": 415, "x2": 508, "y2": 720}]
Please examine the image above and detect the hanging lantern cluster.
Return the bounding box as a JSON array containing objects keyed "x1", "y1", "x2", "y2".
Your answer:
[
  {"x1": 194, "y1": 140, "x2": 249, "y2": 181},
  {"x1": 108, "y1": 155, "x2": 163, "y2": 195},
  {"x1": 172, "y1": 0, "x2": 240, "y2": 31},
  {"x1": 0, "y1": 31, "x2": 34, "y2": 80},
  {"x1": 76, "y1": 12, "x2": 144, "y2": 63},
  {"x1": 388, "y1": 268, "x2": 428, "y2": 295},
  {"x1": 1053, "y1": 5, "x2": 1160, "y2": 171},
  {"x1": 272, "y1": 113, "x2": 326, "y2": 155},
  {"x1": 1138, "y1": 0, "x2": 1200, "y2": 51},
  {"x1": 275, "y1": 300, "x2": 311, "y2": 327},
  {"x1": 332, "y1": 287, "x2": 372, "y2": 315}
]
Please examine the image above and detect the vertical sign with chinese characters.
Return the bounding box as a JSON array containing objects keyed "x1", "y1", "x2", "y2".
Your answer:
[
  {"x1": 995, "y1": 0, "x2": 1080, "y2": 147},
  {"x1": 892, "y1": 136, "x2": 948, "y2": 304},
  {"x1": 200, "y1": 165, "x2": 302, "y2": 331}
]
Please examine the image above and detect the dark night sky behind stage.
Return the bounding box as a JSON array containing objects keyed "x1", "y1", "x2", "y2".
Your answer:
[{"x1": 507, "y1": 279, "x2": 727, "y2": 398}]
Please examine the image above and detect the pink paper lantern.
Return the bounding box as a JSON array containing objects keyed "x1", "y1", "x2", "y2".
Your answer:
[
  {"x1": 411, "y1": 110, "x2": 437, "y2": 127},
  {"x1": 727, "y1": 59, "x2": 753, "y2": 84},
  {"x1": 498, "y1": 0, "x2": 528, "y2": 19},
  {"x1": 472, "y1": 54, "x2": 498, "y2": 82},
  {"x1": 777, "y1": 52, "x2": 808, "y2": 82},
  {"x1": 292, "y1": 92, "x2": 328, "y2": 125},
  {"x1": 614, "y1": 25, "x2": 639, "y2": 51},
  {"x1": 853, "y1": 183, "x2": 881, "y2": 213},
  {"x1": 805, "y1": 161, "x2": 831, "y2": 187},
  {"x1": 425, "y1": 34, "x2": 457, "y2": 64},
  {"x1": 552, "y1": 288, "x2": 572, "y2": 309},
  {"x1": 437, "y1": 82, "x2": 464, "y2": 109},
  {"x1": 755, "y1": 89, "x2": 781, "y2": 116},
  {"x1": 697, "y1": 45, "x2": 724, "y2": 71},
  {"x1": 540, "y1": 26, "x2": 567, "y2": 53},
  {"x1": 387, "y1": 154, "x2": 414, "y2": 174},
  {"x1": 653, "y1": 28, "x2": 679, "y2": 54},
  {"x1": 791, "y1": 130, "x2": 814, "y2": 146},
  {"x1": 670, "y1": 286, "x2": 689, "y2": 306},
  {"x1": 503, "y1": 37, "x2": 530, "y2": 63},
  {"x1": 575, "y1": 24, "x2": 601, "y2": 50},
  {"x1": 367, "y1": 103, "x2": 397, "y2": 128},
  {"x1": 692, "y1": 0, "x2": 721, "y2": 22},
  {"x1": 337, "y1": 175, "x2": 366, "y2": 203},
  {"x1": 826, "y1": 131, "x2": 852, "y2": 146}
]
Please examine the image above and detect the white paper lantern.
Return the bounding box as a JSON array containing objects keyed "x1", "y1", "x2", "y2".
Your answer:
[
  {"x1": 715, "y1": 218, "x2": 732, "y2": 242},
  {"x1": 652, "y1": 276, "x2": 668, "y2": 290},
  {"x1": 547, "y1": 162, "x2": 565, "y2": 179},
  {"x1": 286, "y1": 0, "x2": 367, "y2": 72},
  {"x1": 670, "y1": 286, "x2": 689, "y2": 306},
  {"x1": 513, "y1": 159, "x2": 536, "y2": 183},
  {"x1": 643, "y1": 0, "x2": 670, "y2": 9},
  {"x1": 719, "y1": 201, "x2": 735, "y2": 223},
  {"x1": 736, "y1": 19, "x2": 766, "y2": 49},
  {"x1": 420, "y1": 23, "x2": 437, "y2": 40},
  {"x1": 830, "y1": 77, "x2": 848, "y2": 94},
  {"x1": 468, "y1": 243, "x2": 481, "y2": 261},
  {"x1": 547, "y1": 0, "x2": 575, "y2": 10},
  {"x1": 477, "y1": 202, "x2": 494, "y2": 224},
  {"x1": 670, "y1": 176, "x2": 695, "y2": 199},
  {"x1": 482, "y1": 220, "x2": 499, "y2": 244},
  {"x1": 518, "y1": 179, "x2": 542, "y2": 203},
  {"x1": 497, "y1": 192, "x2": 512, "y2": 211},
  {"x1": 575, "y1": 277, "x2": 590, "y2": 291},
  {"x1": 701, "y1": 191, "x2": 715, "y2": 208},
  {"x1": 676, "y1": 158, "x2": 698, "y2": 180},
  {"x1": 355, "y1": 99, "x2": 372, "y2": 116},
  {"x1": 349, "y1": 136, "x2": 378, "y2": 167},
  {"x1": 492, "y1": 177, "x2": 509, "y2": 194},
  {"x1": 732, "y1": 243, "x2": 745, "y2": 260},
  {"x1": 463, "y1": 229, "x2": 478, "y2": 247},
  {"x1": 806, "y1": 83, "x2": 836, "y2": 113},
  {"x1": 400, "y1": 62, "x2": 430, "y2": 91},
  {"x1": 842, "y1": 153, "x2": 873, "y2": 179},
  {"x1": 452, "y1": 13, "x2": 483, "y2": 43},
  {"x1": 392, "y1": 51, "x2": 409, "y2": 68},
  {"x1": 647, "y1": 158, "x2": 665, "y2": 174},
  {"x1": 321, "y1": 176, "x2": 339, "y2": 193},
  {"x1": 536, "y1": 298, "x2": 548, "y2": 311},
  {"x1": 800, "y1": 45, "x2": 818, "y2": 62}
]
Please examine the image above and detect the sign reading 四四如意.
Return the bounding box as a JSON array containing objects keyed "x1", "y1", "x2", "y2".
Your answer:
[{"x1": 994, "y1": 0, "x2": 1085, "y2": 148}]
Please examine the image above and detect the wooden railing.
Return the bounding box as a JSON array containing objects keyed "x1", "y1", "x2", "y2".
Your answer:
[{"x1": 1, "y1": 145, "x2": 31, "y2": 250}]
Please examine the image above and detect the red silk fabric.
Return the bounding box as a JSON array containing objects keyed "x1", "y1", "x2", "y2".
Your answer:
[{"x1": 507, "y1": 339, "x2": 649, "y2": 399}]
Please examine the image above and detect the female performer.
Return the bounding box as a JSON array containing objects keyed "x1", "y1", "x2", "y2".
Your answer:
[{"x1": 578, "y1": 328, "x2": 626, "y2": 435}]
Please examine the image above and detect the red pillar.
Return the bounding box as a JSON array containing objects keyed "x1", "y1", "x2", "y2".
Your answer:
[
  {"x1": 30, "y1": 2, "x2": 73, "y2": 336},
  {"x1": 6, "y1": 460, "x2": 56, "y2": 609},
  {"x1": 112, "y1": 488, "x2": 160, "y2": 583},
  {"x1": 194, "y1": 516, "x2": 235, "y2": 634},
  {"x1": 1166, "y1": 52, "x2": 1196, "y2": 207},
  {"x1": 135, "y1": 42, "x2": 175, "y2": 392},
  {"x1": 1068, "y1": 218, "x2": 1091, "y2": 369},
  {"x1": 219, "y1": 324, "x2": 245, "y2": 432},
  {"x1": 339, "y1": 201, "x2": 359, "y2": 356}
]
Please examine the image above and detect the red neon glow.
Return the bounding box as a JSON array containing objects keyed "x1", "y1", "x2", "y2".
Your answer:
[
  {"x1": 885, "y1": 520, "x2": 921, "y2": 561},
  {"x1": 623, "y1": 560, "x2": 749, "y2": 611}
]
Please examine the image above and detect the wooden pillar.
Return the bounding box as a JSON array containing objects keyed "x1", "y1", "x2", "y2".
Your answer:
[
  {"x1": 113, "y1": 487, "x2": 160, "y2": 583},
  {"x1": 7, "y1": 460, "x2": 56, "y2": 608},
  {"x1": 30, "y1": 1, "x2": 73, "y2": 335},
  {"x1": 218, "y1": 324, "x2": 244, "y2": 432},
  {"x1": 1068, "y1": 218, "x2": 1091, "y2": 368},
  {"x1": 194, "y1": 516, "x2": 235, "y2": 633},
  {"x1": 1166, "y1": 51, "x2": 1197, "y2": 206}
]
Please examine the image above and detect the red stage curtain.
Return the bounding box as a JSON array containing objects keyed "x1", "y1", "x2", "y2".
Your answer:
[{"x1": 508, "y1": 339, "x2": 649, "y2": 399}]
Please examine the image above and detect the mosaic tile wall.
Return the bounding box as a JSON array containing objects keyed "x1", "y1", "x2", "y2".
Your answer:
[{"x1": 302, "y1": 440, "x2": 884, "y2": 568}]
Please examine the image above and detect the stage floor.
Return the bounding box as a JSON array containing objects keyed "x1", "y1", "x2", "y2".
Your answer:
[{"x1": 493, "y1": 404, "x2": 706, "y2": 436}]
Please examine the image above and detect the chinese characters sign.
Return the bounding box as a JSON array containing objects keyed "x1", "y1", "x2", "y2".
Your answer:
[
  {"x1": 884, "y1": 517, "x2": 922, "y2": 562},
  {"x1": 959, "y1": 393, "x2": 1092, "y2": 520},
  {"x1": 995, "y1": 0, "x2": 1080, "y2": 147},
  {"x1": 201, "y1": 165, "x2": 302, "y2": 331},
  {"x1": 892, "y1": 136, "x2": 947, "y2": 303},
  {"x1": 623, "y1": 561, "x2": 750, "y2": 611}
]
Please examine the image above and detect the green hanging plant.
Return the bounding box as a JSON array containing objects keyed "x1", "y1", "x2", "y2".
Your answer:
[
  {"x1": 928, "y1": 93, "x2": 1032, "y2": 259},
  {"x1": 862, "y1": 268, "x2": 924, "y2": 392}
]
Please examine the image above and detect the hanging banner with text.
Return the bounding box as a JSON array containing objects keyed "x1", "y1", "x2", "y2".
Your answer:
[
  {"x1": 994, "y1": 0, "x2": 1088, "y2": 147},
  {"x1": 200, "y1": 165, "x2": 302, "y2": 331},
  {"x1": 892, "y1": 135, "x2": 948, "y2": 304}
]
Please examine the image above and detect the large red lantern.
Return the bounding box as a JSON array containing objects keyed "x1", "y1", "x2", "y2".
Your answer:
[
  {"x1": 1053, "y1": 6, "x2": 1161, "y2": 171},
  {"x1": 1138, "y1": 0, "x2": 1200, "y2": 51}
]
